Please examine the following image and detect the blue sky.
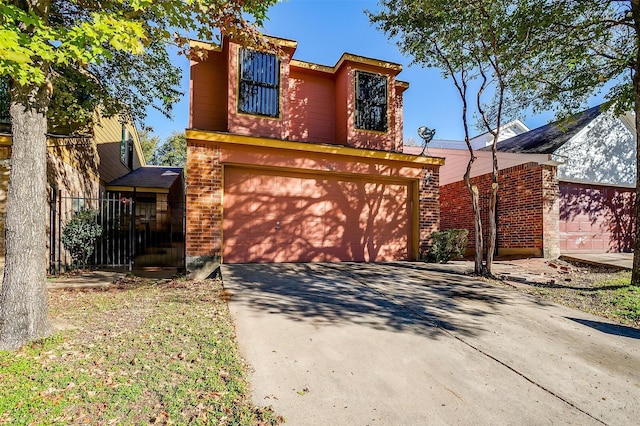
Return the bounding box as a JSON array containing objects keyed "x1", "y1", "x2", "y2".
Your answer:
[{"x1": 146, "y1": 0, "x2": 602, "y2": 143}]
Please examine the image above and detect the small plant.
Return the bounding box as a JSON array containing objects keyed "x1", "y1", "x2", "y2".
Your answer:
[
  {"x1": 61, "y1": 209, "x2": 102, "y2": 269},
  {"x1": 428, "y1": 229, "x2": 469, "y2": 263}
]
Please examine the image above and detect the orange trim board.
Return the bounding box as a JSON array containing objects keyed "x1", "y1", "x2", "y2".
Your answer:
[{"x1": 185, "y1": 130, "x2": 445, "y2": 166}]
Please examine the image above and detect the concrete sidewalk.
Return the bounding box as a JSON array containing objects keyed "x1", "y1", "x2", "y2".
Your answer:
[{"x1": 560, "y1": 252, "x2": 633, "y2": 270}]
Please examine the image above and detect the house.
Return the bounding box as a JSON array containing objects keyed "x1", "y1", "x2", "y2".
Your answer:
[
  {"x1": 485, "y1": 104, "x2": 636, "y2": 253},
  {"x1": 431, "y1": 104, "x2": 636, "y2": 257},
  {"x1": 185, "y1": 35, "x2": 443, "y2": 269},
  {"x1": 1, "y1": 81, "x2": 186, "y2": 271}
]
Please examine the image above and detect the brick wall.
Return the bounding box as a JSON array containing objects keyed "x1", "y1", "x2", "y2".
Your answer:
[
  {"x1": 186, "y1": 139, "x2": 441, "y2": 264},
  {"x1": 186, "y1": 141, "x2": 222, "y2": 263},
  {"x1": 419, "y1": 166, "x2": 440, "y2": 254},
  {"x1": 440, "y1": 162, "x2": 559, "y2": 258}
]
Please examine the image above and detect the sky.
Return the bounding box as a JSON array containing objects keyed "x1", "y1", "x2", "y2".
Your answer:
[{"x1": 145, "y1": 0, "x2": 604, "y2": 144}]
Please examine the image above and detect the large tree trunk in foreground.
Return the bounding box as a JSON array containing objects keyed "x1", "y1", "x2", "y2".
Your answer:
[
  {"x1": 0, "y1": 82, "x2": 52, "y2": 350},
  {"x1": 632, "y1": 1, "x2": 640, "y2": 287},
  {"x1": 632, "y1": 85, "x2": 640, "y2": 286}
]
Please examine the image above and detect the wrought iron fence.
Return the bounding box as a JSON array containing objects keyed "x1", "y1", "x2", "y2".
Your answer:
[{"x1": 49, "y1": 191, "x2": 185, "y2": 274}]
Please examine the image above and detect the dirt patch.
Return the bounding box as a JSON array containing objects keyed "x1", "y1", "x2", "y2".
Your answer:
[{"x1": 492, "y1": 257, "x2": 638, "y2": 329}]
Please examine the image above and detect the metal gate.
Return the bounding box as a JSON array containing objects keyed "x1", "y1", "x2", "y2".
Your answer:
[{"x1": 49, "y1": 191, "x2": 185, "y2": 274}]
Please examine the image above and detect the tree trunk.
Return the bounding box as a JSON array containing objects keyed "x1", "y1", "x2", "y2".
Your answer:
[
  {"x1": 486, "y1": 182, "x2": 498, "y2": 274},
  {"x1": 0, "y1": 81, "x2": 52, "y2": 350},
  {"x1": 633, "y1": 80, "x2": 640, "y2": 286},
  {"x1": 470, "y1": 185, "x2": 484, "y2": 274},
  {"x1": 632, "y1": 0, "x2": 640, "y2": 287},
  {"x1": 464, "y1": 151, "x2": 483, "y2": 274}
]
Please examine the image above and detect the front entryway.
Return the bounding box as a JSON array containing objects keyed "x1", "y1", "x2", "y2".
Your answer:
[{"x1": 49, "y1": 192, "x2": 185, "y2": 273}]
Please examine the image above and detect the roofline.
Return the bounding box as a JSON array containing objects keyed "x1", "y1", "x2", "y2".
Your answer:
[
  {"x1": 190, "y1": 34, "x2": 298, "y2": 52},
  {"x1": 106, "y1": 185, "x2": 170, "y2": 194},
  {"x1": 291, "y1": 54, "x2": 402, "y2": 74},
  {"x1": 186, "y1": 129, "x2": 444, "y2": 166}
]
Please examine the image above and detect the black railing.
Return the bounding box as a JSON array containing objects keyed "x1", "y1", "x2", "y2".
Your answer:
[{"x1": 49, "y1": 191, "x2": 186, "y2": 274}]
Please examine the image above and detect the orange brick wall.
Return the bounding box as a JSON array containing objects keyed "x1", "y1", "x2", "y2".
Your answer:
[
  {"x1": 440, "y1": 162, "x2": 558, "y2": 257},
  {"x1": 186, "y1": 141, "x2": 222, "y2": 259}
]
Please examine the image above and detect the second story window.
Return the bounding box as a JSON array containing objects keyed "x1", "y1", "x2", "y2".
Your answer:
[
  {"x1": 355, "y1": 71, "x2": 388, "y2": 132},
  {"x1": 238, "y1": 49, "x2": 280, "y2": 118}
]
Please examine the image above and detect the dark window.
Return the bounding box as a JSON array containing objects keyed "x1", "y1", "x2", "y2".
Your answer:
[
  {"x1": 355, "y1": 71, "x2": 388, "y2": 132},
  {"x1": 0, "y1": 79, "x2": 9, "y2": 124},
  {"x1": 238, "y1": 49, "x2": 280, "y2": 118}
]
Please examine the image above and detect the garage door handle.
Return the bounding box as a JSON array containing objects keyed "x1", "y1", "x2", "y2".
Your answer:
[{"x1": 275, "y1": 221, "x2": 281, "y2": 230}]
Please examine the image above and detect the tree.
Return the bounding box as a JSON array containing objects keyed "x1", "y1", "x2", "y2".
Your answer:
[
  {"x1": 0, "y1": 0, "x2": 277, "y2": 350},
  {"x1": 369, "y1": 0, "x2": 516, "y2": 275},
  {"x1": 494, "y1": 1, "x2": 640, "y2": 285},
  {"x1": 156, "y1": 131, "x2": 186, "y2": 167},
  {"x1": 139, "y1": 129, "x2": 160, "y2": 165}
]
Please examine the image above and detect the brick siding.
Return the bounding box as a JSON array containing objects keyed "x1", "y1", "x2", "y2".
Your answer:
[
  {"x1": 440, "y1": 162, "x2": 559, "y2": 257},
  {"x1": 186, "y1": 140, "x2": 440, "y2": 261},
  {"x1": 419, "y1": 166, "x2": 440, "y2": 254},
  {"x1": 186, "y1": 141, "x2": 222, "y2": 259}
]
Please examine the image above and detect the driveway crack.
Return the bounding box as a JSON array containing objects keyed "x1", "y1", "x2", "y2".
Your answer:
[{"x1": 317, "y1": 263, "x2": 608, "y2": 426}]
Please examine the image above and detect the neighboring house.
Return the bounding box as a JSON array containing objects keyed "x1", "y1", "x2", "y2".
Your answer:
[
  {"x1": 484, "y1": 105, "x2": 636, "y2": 184},
  {"x1": 414, "y1": 119, "x2": 530, "y2": 151},
  {"x1": 485, "y1": 104, "x2": 636, "y2": 254},
  {"x1": 186, "y1": 35, "x2": 443, "y2": 268},
  {"x1": 434, "y1": 104, "x2": 636, "y2": 257},
  {"x1": 0, "y1": 81, "x2": 188, "y2": 270},
  {"x1": 0, "y1": 97, "x2": 145, "y2": 260}
]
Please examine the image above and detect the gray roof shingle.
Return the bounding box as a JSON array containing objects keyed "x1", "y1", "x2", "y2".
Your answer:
[
  {"x1": 107, "y1": 166, "x2": 183, "y2": 189},
  {"x1": 481, "y1": 105, "x2": 603, "y2": 154}
]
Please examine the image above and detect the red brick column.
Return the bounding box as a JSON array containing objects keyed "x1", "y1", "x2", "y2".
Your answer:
[
  {"x1": 418, "y1": 166, "x2": 440, "y2": 256},
  {"x1": 541, "y1": 165, "x2": 560, "y2": 258},
  {"x1": 186, "y1": 141, "x2": 222, "y2": 269}
]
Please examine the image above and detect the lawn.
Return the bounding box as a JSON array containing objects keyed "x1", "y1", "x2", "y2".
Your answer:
[
  {"x1": 0, "y1": 277, "x2": 283, "y2": 425},
  {"x1": 507, "y1": 261, "x2": 639, "y2": 329}
]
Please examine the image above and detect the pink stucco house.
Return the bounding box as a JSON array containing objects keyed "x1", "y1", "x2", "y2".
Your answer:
[{"x1": 185, "y1": 35, "x2": 443, "y2": 267}]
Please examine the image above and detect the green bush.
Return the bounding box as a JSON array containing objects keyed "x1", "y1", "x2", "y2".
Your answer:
[
  {"x1": 61, "y1": 209, "x2": 102, "y2": 269},
  {"x1": 428, "y1": 229, "x2": 469, "y2": 263}
]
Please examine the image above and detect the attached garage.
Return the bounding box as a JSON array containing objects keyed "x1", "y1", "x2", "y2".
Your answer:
[
  {"x1": 559, "y1": 180, "x2": 635, "y2": 253},
  {"x1": 223, "y1": 166, "x2": 412, "y2": 263},
  {"x1": 186, "y1": 130, "x2": 443, "y2": 266}
]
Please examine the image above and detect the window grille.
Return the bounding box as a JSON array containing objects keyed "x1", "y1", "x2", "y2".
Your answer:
[
  {"x1": 355, "y1": 71, "x2": 388, "y2": 132},
  {"x1": 0, "y1": 79, "x2": 9, "y2": 124},
  {"x1": 238, "y1": 49, "x2": 280, "y2": 118}
]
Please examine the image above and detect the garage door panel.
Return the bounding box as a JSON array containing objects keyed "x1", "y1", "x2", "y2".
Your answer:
[
  {"x1": 224, "y1": 167, "x2": 411, "y2": 263},
  {"x1": 559, "y1": 181, "x2": 635, "y2": 253}
]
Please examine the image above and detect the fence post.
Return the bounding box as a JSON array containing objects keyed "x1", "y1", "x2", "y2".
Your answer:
[
  {"x1": 129, "y1": 190, "x2": 135, "y2": 271},
  {"x1": 49, "y1": 187, "x2": 56, "y2": 275}
]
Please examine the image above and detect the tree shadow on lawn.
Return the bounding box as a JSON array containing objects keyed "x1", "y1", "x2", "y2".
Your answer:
[{"x1": 221, "y1": 262, "x2": 515, "y2": 340}]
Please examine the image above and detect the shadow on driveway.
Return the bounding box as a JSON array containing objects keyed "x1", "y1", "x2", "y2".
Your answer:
[{"x1": 221, "y1": 262, "x2": 511, "y2": 339}]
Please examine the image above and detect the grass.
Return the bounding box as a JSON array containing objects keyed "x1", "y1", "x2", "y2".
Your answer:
[
  {"x1": 521, "y1": 268, "x2": 639, "y2": 328},
  {"x1": 0, "y1": 277, "x2": 283, "y2": 425}
]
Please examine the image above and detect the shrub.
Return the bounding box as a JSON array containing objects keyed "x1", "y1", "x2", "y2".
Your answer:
[
  {"x1": 61, "y1": 209, "x2": 102, "y2": 269},
  {"x1": 428, "y1": 229, "x2": 469, "y2": 263}
]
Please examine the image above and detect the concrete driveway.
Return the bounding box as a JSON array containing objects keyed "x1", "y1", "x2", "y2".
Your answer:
[{"x1": 221, "y1": 262, "x2": 640, "y2": 425}]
